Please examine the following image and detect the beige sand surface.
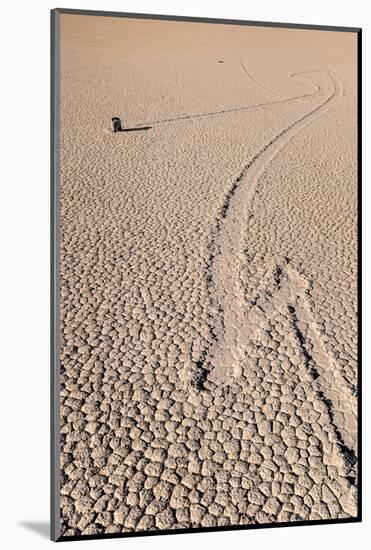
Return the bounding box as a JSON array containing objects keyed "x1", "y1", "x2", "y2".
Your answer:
[{"x1": 59, "y1": 14, "x2": 358, "y2": 536}]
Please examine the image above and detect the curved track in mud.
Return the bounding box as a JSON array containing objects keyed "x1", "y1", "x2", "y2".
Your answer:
[
  {"x1": 206, "y1": 71, "x2": 343, "y2": 379},
  {"x1": 195, "y1": 69, "x2": 356, "y2": 473},
  {"x1": 238, "y1": 49, "x2": 288, "y2": 100}
]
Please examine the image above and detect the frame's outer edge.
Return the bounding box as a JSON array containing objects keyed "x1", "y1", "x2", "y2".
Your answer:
[
  {"x1": 53, "y1": 8, "x2": 360, "y2": 33},
  {"x1": 357, "y1": 27, "x2": 362, "y2": 522},
  {"x1": 51, "y1": 8, "x2": 61, "y2": 543}
]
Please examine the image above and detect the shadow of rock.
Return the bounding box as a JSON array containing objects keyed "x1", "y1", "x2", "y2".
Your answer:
[{"x1": 119, "y1": 126, "x2": 152, "y2": 133}]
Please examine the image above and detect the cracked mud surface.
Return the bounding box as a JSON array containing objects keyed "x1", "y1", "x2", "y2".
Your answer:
[{"x1": 59, "y1": 15, "x2": 358, "y2": 536}]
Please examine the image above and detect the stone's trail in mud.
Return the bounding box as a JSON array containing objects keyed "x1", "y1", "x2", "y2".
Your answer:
[
  {"x1": 139, "y1": 74, "x2": 324, "y2": 127},
  {"x1": 201, "y1": 69, "x2": 357, "y2": 474},
  {"x1": 238, "y1": 49, "x2": 288, "y2": 100},
  {"x1": 205, "y1": 70, "x2": 343, "y2": 385}
]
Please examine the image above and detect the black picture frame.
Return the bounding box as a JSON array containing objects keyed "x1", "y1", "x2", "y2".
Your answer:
[{"x1": 51, "y1": 8, "x2": 362, "y2": 542}]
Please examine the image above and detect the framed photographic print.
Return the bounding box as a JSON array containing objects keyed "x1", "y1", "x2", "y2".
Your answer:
[{"x1": 51, "y1": 8, "x2": 361, "y2": 542}]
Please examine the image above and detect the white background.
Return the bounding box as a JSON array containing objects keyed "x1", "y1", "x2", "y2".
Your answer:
[{"x1": 0, "y1": 0, "x2": 368, "y2": 548}]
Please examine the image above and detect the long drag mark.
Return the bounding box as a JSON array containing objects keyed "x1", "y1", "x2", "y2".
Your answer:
[
  {"x1": 238, "y1": 49, "x2": 288, "y2": 100},
  {"x1": 193, "y1": 70, "x2": 343, "y2": 389}
]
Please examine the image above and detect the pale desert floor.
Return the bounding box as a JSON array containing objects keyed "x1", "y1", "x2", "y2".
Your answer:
[{"x1": 59, "y1": 15, "x2": 358, "y2": 536}]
